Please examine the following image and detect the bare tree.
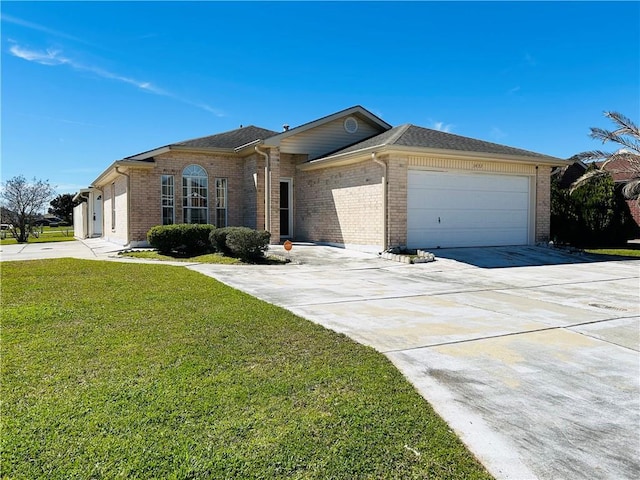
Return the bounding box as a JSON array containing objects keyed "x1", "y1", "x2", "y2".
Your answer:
[
  {"x1": 0, "y1": 176, "x2": 56, "y2": 242},
  {"x1": 570, "y1": 112, "x2": 640, "y2": 201}
]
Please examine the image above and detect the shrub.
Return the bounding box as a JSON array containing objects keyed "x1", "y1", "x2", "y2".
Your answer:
[
  {"x1": 551, "y1": 172, "x2": 636, "y2": 247},
  {"x1": 210, "y1": 226, "x2": 270, "y2": 261},
  {"x1": 209, "y1": 227, "x2": 241, "y2": 255},
  {"x1": 148, "y1": 224, "x2": 215, "y2": 255}
]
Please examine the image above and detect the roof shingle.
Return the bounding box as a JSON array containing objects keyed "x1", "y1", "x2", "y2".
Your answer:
[
  {"x1": 326, "y1": 124, "x2": 559, "y2": 160},
  {"x1": 172, "y1": 125, "x2": 278, "y2": 150}
]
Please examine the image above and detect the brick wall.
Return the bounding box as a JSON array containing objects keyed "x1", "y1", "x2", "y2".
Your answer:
[
  {"x1": 386, "y1": 156, "x2": 408, "y2": 247},
  {"x1": 295, "y1": 159, "x2": 384, "y2": 248},
  {"x1": 126, "y1": 151, "x2": 251, "y2": 243},
  {"x1": 268, "y1": 147, "x2": 280, "y2": 242},
  {"x1": 535, "y1": 165, "x2": 551, "y2": 243}
]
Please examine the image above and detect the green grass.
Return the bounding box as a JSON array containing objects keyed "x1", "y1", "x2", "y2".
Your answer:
[
  {"x1": 1, "y1": 259, "x2": 491, "y2": 479},
  {"x1": 119, "y1": 250, "x2": 242, "y2": 264},
  {"x1": 0, "y1": 226, "x2": 75, "y2": 245},
  {"x1": 585, "y1": 248, "x2": 640, "y2": 257},
  {"x1": 119, "y1": 250, "x2": 287, "y2": 265}
]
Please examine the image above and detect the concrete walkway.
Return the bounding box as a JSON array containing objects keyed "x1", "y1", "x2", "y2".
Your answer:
[
  {"x1": 2, "y1": 240, "x2": 639, "y2": 479},
  {"x1": 0, "y1": 237, "x2": 125, "y2": 261},
  {"x1": 189, "y1": 245, "x2": 640, "y2": 480}
]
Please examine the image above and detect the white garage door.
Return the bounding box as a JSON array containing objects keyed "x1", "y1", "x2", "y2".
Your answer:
[{"x1": 407, "y1": 170, "x2": 530, "y2": 248}]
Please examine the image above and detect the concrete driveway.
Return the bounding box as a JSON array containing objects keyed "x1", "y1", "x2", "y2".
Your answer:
[{"x1": 190, "y1": 245, "x2": 640, "y2": 480}]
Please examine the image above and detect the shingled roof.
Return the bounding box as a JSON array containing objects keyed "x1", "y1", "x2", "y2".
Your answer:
[
  {"x1": 326, "y1": 124, "x2": 559, "y2": 160},
  {"x1": 172, "y1": 125, "x2": 278, "y2": 150}
]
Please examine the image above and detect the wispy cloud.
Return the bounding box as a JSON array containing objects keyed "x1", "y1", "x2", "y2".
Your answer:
[
  {"x1": 523, "y1": 53, "x2": 537, "y2": 67},
  {"x1": 9, "y1": 43, "x2": 223, "y2": 116},
  {"x1": 490, "y1": 127, "x2": 507, "y2": 140},
  {"x1": 1, "y1": 13, "x2": 97, "y2": 47},
  {"x1": 508, "y1": 86, "x2": 521, "y2": 95},
  {"x1": 430, "y1": 121, "x2": 454, "y2": 133}
]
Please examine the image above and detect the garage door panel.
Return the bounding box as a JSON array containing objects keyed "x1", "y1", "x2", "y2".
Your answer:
[
  {"x1": 408, "y1": 208, "x2": 527, "y2": 228},
  {"x1": 408, "y1": 189, "x2": 529, "y2": 211},
  {"x1": 408, "y1": 227, "x2": 527, "y2": 248},
  {"x1": 407, "y1": 171, "x2": 530, "y2": 248}
]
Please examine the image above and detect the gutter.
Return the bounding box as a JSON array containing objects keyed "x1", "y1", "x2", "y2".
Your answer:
[
  {"x1": 255, "y1": 145, "x2": 271, "y2": 233},
  {"x1": 372, "y1": 152, "x2": 388, "y2": 250},
  {"x1": 299, "y1": 145, "x2": 569, "y2": 172}
]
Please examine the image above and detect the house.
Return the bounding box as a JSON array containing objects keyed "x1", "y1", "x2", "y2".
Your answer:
[
  {"x1": 74, "y1": 106, "x2": 567, "y2": 251},
  {"x1": 552, "y1": 155, "x2": 640, "y2": 232},
  {"x1": 601, "y1": 153, "x2": 640, "y2": 229}
]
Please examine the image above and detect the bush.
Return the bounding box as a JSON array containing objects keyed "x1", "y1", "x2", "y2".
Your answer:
[
  {"x1": 209, "y1": 227, "x2": 241, "y2": 255},
  {"x1": 148, "y1": 224, "x2": 215, "y2": 255},
  {"x1": 551, "y1": 172, "x2": 636, "y2": 247},
  {"x1": 210, "y1": 226, "x2": 270, "y2": 261}
]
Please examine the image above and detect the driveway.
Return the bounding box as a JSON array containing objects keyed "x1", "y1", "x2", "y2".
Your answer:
[{"x1": 190, "y1": 245, "x2": 640, "y2": 480}]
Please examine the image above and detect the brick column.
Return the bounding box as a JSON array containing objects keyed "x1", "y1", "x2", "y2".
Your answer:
[
  {"x1": 268, "y1": 147, "x2": 280, "y2": 243},
  {"x1": 535, "y1": 165, "x2": 551, "y2": 243},
  {"x1": 387, "y1": 156, "x2": 408, "y2": 248}
]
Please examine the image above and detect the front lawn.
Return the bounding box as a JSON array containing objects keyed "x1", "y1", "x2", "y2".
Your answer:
[
  {"x1": 1, "y1": 259, "x2": 491, "y2": 479},
  {"x1": 585, "y1": 248, "x2": 640, "y2": 258},
  {"x1": 0, "y1": 226, "x2": 75, "y2": 245}
]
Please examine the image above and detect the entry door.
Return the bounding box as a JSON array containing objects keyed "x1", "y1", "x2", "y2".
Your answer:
[
  {"x1": 280, "y1": 179, "x2": 292, "y2": 238},
  {"x1": 93, "y1": 194, "x2": 103, "y2": 236}
]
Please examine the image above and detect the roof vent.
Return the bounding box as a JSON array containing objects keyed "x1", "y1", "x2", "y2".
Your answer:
[
  {"x1": 283, "y1": 124, "x2": 290, "y2": 131},
  {"x1": 344, "y1": 116, "x2": 358, "y2": 134}
]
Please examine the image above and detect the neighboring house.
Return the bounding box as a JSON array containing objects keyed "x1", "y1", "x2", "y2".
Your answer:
[
  {"x1": 74, "y1": 106, "x2": 567, "y2": 251},
  {"x1": 551, "y1": 159, "x2": 588, "y2": 189},
  {"x1": 553, "y1": 156, "x2": 640, "y2": 231},
  {"x1": 600, "y1": 154, "x2": 640, "y2": 229},
  {"x1": 35, "y1": 214, "x2": 65, "y2": 226}
]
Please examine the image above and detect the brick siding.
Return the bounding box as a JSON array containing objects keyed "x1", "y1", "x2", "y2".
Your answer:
[
  {"x1": 535, "y1": 165, "x2": 551, "y2": 243},
  {"x1": 295, "y1": 159, "x2": 384, "y2": 248}
]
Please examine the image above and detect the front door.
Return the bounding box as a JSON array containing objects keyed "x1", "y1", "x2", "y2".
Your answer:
[
  {"x1": 280, "y1": 179, "x2": 292, "y2": 238},
  {"x1": 93, "y1": 194, "x2": 103, "y2": 236}
]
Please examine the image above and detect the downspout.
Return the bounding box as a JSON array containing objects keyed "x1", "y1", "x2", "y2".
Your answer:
[
  {"x1": 534, "y1": 165, "x2": 538, "y2": 245},
  {"x1": 255, "y1": 145, "x2": 271, "y2": 233},
  {"x1": 372, "y1": 152, "x2": 388, "y2": 250},
  {"x1": 115, "y1": 166, "x2": 131, "y2": 246}
]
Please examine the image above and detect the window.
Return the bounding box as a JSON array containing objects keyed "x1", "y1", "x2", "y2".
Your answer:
[
  {"x1": 111, "y1": 183, "x2": 116, "y2": 230},
  {"x1": 182, "y1": 165, "x2": 208, "y2": 224},
  {"x1": 215, "y1": 178, "x2": 227, "y2": 227},
  {"x1": 161, "y1": 175, "x2": 175, "y2": 225}
]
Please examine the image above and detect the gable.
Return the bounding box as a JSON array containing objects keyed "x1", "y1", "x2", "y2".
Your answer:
[
  {"x1": 280, "y1": 115, "x2": 387, "y2": 159},
  {"x1": 263, "y1": 105, "x2": 391, "y2": 160}
]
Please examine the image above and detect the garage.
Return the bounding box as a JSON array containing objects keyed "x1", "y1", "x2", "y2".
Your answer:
[{"x1": 407, "y1": 170, "x2": 531, "y2": 248}]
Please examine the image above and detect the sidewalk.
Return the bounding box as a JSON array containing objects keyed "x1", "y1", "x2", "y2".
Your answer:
[{"x1": 0, "y1": 238, "x2": 125, "y2": 262}]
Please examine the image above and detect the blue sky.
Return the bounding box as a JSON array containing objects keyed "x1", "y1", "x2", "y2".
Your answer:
[{"x1": 2, "y1": 1, "x2": 639, "y2": 195}]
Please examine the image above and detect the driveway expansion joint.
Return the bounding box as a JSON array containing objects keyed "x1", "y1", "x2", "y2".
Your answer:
[{"x1": 381, "y1": 315, "x2": 640, "y2": 354}]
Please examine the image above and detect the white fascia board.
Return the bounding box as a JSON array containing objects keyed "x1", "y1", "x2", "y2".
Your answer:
[
  {"x1": 264, "y1": 106, "x2": 391, "y2": 147},
  {"x1": 127, "y1": 146, "x2": 171, "y2": 160},
  {"x1": 234, "y1": 139, "x2": 263, "y2": 153},
  {"x1": 91, "y1": 159, "x2": 155, "y2": 187},
  {"x1": 386, "y1": 144, "x2": 569, "y2": 166},
  {"x1": 298, "y1": 144, "x2": 570, "y2": 171},
  {"x1": 73, "y1": 187, "x2": 101, "y2": 201}
]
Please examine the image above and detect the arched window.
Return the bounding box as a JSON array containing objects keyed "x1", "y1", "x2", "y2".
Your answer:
[{"x1": 182, "y1": 165, "x2": 208, "y2": 224}]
